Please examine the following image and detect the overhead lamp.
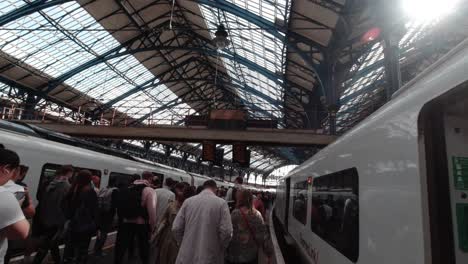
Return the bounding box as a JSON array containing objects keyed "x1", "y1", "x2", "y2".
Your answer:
[{"x1": 213, "y1": 24, "x2": 230, "y2": 49}]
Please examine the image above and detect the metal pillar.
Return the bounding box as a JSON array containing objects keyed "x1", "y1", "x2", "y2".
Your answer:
[
  {"x1": 375, "y1": 0, "x2": 404, "y2": 101},
  {"x1": 21, "y1": 93, "x2": 38, "y2": 120},
  {"x1": 143, "y1": 141, "x2": 153, "y2": 159},
  {"x1": 323, "y1": 53, "x2": 340, "y2": 135},
  {"x1": 382, "y1": 34, "x2": 402, "y2": 100}
]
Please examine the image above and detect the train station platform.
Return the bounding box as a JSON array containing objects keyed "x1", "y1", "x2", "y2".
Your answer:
[{"x1": 10, "y1": 209, "x2": 283, "y2": 264}]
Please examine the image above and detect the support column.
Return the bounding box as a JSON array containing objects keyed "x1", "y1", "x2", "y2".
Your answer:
[
  {"x1": 143, "y1": 141, "x2": 153, "y2": 159},
  {"x1": 376, "y1": 0, "x2": 405, "y2": 101},
  {"x1": 382, "y1": 33, "x2": 402, "y2": 100},
  {"x1": 21, "y1": 93, "x2": 38, "y2": 120},
  {"x1": 323, "y1": 53, "x2": 340, "y2": 135}
]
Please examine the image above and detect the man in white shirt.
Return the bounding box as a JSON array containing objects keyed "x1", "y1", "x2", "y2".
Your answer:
[
  {"x1": 173, "y1": 180, "x2": 232, "y2": 264},
  {"x1": 154, "y1": 177, "x2": 176, "y2": 227},
  {"x1": 0, "y1": 148, "x2": 30, "y2": 264}
]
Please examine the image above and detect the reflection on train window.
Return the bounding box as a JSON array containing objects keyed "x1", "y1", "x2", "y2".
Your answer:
[
  {"x1": 310, "y1": 168, "x2": 359, "y2": 262},
  {"x1": 73, "y1": 167, "x2": 101, "y2": 188},
  {"x1": 37, "y1": 164, "x2": 102, "y2": 199},
  {"x1": 292, "y1": 180, "x2": 308, "y2": 225},
  {"x1": 37, "y1": 163, "x2": 63, "y2": 200},
  {"x1": 152, "y1": 172, "x2": 164, "y2": 183},
  {"x1": 109, "y1": 172, "x2": 136, "y2": 188}
]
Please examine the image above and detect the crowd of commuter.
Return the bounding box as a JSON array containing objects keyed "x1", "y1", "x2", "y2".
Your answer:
[{"x1": 0, "y1": 147, "x2": 275, "y2": 264}]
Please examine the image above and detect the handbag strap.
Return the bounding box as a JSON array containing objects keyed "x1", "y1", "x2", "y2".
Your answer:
[{"x1": 240, "y1": 209, "x2": 259, "y2": 246}]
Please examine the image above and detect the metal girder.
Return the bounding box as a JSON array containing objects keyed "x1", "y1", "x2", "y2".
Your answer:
[
  {"x1": 196, "y1": 0, "x2": 326, "y2": 51},
  {"x1": 89, "y1": 58, "x2": 281, "y2": 115},
  {"x1": 20, "y1": 121, "x2": 338, "y2": 146},
  {"x1": 196, "y1": 0, "x2": 325, "y2": 95},
  {"x1": 339, "y1": 78, "x2": 385, "y2": 105},
  {"x1": 0, "y1": 75, "x2": 79, "y2": 111},
  {"x1": 44, "y1": 45, "x2": 283, "y2": 94},
  {"x1": 0, "y1": 0, "x2": 72, "y2": 26}
]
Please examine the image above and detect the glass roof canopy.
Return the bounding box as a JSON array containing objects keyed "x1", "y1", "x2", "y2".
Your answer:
[
  {"x1": 2, "y1": 0, "x2": 455, "y2": 173},
  {"x1": 0, "y1": 0, "x2": 193, "y2": 124},
  {"x1": 0, "y1": 0, "x2": 288, "y2": 173},
  {"x1": 199, "y1": 0, "x2": 288, "y2": 118},
  {"x1": 336, "y1": 19, "x2": 441, "y2": 131}
]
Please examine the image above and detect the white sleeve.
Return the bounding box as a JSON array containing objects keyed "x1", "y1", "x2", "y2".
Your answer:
[
  {"x1": 218, "y1": 202, "x2": 233, "y2": 249},
  {"x1": 0, "y1": 192, "x2": 25, "y2": 230},
  {"x1": 225, "y1": 188, "x2": 232, "y2": 201},
  {"x1": 172, "y1": 202, "x2": 186, "y2": 244}
]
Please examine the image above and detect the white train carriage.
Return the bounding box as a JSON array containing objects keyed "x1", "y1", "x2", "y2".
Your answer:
[
  {"x1": 0, "y1": 122, "x2": 192, "y2": 202},
  {"x1": 274, "y1": 39, "x2": 468, "y2": 264}
]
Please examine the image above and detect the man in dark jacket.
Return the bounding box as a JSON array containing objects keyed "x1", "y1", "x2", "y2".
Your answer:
[{"x1": 32, "y1": 165, "x2": 73, "y2": 264}]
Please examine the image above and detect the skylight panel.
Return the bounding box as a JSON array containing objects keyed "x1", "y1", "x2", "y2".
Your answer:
[
  {"x1": 0, "y1": 0, "x2": 25, "y2": 14},
  {"x1": 199, "y1": 2, "x2": 287, "y2": 118}
]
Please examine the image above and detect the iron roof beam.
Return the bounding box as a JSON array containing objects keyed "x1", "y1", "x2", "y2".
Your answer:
[
  {"x1": 195, "y1": 0, "x2": 325, "y2": 95},
  {"x1": 0, "y1": 0, "x2": 72, "y2": 27}
]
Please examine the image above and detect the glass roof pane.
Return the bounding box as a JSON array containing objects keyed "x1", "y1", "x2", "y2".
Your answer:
[
  {"x1": 199, "y1": 1, "x2": 288, "y2": 119},
  {"x1": 0, "y1": 1, "x2": 196, "y2": 123},
  {"x1": 336, "y1": 18, "x2": 440, "y2": 131}
]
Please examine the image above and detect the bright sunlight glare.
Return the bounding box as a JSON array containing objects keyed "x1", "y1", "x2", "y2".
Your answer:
[{"x1": 403, "y1": 0, "x2": 460, "y2": 22}]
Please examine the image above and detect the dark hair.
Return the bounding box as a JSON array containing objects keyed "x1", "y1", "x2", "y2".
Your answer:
[
  {"x1": 142, "y1": 171, "x2": 153, "y2": 181},
  {"x1": 203, "y1": 180, "x2": 217, "y2": 189},
  {"x1": 174, "y1": 182, "x2": 186, "y2": 191},
  {"x1": 69, "y1": 170, "x2": 92, "y2": 198},
  {"x1": 57, "y1": 165, "x2": 73, "y2": 177},
  {"x1": 236, "y1": 189, "x2": 253, "y2": 210},
  {"x1": 0, "y1": 148, "x2": 20, "y2": 168},
  {"x1": 182, "y1": 185, "x2": 195, "y2": 202},
  {"x1": 235, "y1": 176, "x2": 244, "y2": 184},
  {"x1": 152, "y1": 177, "x2": 161, "y2": 187},
  {"x1": 196, "y1": 185, "x2": 204, "y2": 194},
  {"x1": 0, "y1": 144, "x2": 5, "y2": 149},
  {"x1": 165, "y1": 177, "x2": 175, "y2": 187}
]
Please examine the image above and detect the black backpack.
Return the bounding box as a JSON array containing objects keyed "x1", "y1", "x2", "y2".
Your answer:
[{"x1": 116, "y1": 184, "x2": 147, "y2": 219}]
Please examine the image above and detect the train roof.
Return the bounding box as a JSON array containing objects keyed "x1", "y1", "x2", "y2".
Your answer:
[
  {"x1": 3, "y1": 120, "x2": 136, "y2": 161},
  {"x1": 0, "y1": 120, "x2": 39, "y2": 137}
]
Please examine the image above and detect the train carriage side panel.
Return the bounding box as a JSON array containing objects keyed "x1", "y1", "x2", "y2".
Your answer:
[{"x1": 278, "y1": 37, "x2": 468, "y2": 264}]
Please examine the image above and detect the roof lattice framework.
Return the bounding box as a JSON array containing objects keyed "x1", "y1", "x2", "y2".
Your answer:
[{"x1": 0, "y1": 0, "x2": 467, "y2": 177}]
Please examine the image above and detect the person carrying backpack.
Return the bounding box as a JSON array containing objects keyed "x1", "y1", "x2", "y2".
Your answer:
[
  {"x1": 62, "y1": 170, "x2": 98, "y2": 264},
  {"x1": 93, "y1": 178, "x2": 117, "y2": 257},
  {"x1": 32, "y1": 165, "x2": 73, "y2": 264},
  {"x1": 114, "y1": 172, "x2": 157, "y2": 264}
]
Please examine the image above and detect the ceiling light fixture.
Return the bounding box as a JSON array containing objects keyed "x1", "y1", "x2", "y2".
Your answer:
[{"x1": 213, "y1": 24, "x2": 230, "y2": 49}]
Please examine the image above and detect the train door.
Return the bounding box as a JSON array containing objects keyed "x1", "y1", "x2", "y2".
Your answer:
[{"x1": 420, "y1": 83, "x2": 468, "y2": 264}]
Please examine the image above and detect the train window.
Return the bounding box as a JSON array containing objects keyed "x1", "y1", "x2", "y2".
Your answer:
[
  {"x1": 37, "y1": 163, "x2": 63, "y2": 200},
  {"x1": 292, "y1": 180, "x2": 308, "y2": 225},
  {"x1": 37, "y1": 164, "x2": 102, "y2": 199},
  {"x1": 310, "y1": 168, "x2": 359, "y2": 262},
  {"x1": 108, "y1": 172, "x2": 136, "y2": 188},
  {"x1": 151, "y1": 172, "x2": 164, "y2": 187},
  {"x1": 73, "y1": 167, "x2": 102, "y2": 188}
]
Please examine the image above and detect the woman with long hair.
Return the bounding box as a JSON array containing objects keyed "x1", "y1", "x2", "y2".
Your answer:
[
  {"x1": 152, "y1": 182, "x2": 195, "y2": 264},
  {"x1": 226, "y1": 189, "x2": 269, "y2": 264},
  {"x1": 62, "y1": 170, "x2": 98, "y2": 264}
]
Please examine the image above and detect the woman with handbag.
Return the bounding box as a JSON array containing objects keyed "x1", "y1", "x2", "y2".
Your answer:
[
  {"x1": 226, "y1": 189, "x2": 269, "y2": 264},
  {"x1": 62, "y1": 170, "x2": 98, "y2": 264}
]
